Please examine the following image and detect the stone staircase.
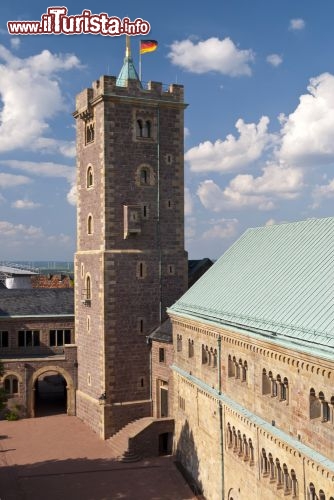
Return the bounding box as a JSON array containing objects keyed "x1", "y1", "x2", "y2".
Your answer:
[{"x1": 107, "y1": 417, "x2": 155, "y2": 462}]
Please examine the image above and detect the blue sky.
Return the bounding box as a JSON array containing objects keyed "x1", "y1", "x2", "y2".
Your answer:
[{"x1": 1, "y1": 1, "x2": 334, "y2": 260}]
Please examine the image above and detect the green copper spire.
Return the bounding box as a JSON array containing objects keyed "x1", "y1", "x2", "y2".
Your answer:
[{"x1": 116, "y1": 36, "x2": 141, "y2": 87}]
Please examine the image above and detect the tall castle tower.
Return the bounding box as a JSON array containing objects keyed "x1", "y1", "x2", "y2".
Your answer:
[{"x1": 74, "y1": 40, "x2": 188, "y2": 438}]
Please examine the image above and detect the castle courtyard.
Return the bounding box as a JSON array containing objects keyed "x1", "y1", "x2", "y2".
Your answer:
[{"x1": 0, "y1": 415, "x2": 196, "y2": 500}]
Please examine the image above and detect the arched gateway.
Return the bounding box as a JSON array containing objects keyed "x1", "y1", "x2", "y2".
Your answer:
[{"x1": 28, "y1": 365, "x2": 75, "y2": 417}]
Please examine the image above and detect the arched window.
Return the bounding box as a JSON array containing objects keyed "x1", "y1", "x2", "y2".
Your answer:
[
  {"x1": 86, "y1": 275, "x2": 91, "y2": 300},
  {"x1": 268, "y1": 453, "x2": 275, "y2": 481},
  {"x1": 177, "y1": 335, "x2": 182, "y2": 352},
  {"x1": 283, "y1": 464, "x2": 291, "y2": 494},
  {"x1": 188, "y1": 339, "x2": 194, "y2": 358},
  {"x1": 241, "y1": 361, "x2": 247, "y2": 382},
  {"x1": 4, "y1": 375, "x2": 19, "y2": 395},
  {"x1": 319, "y1": 490, "x2": 325, "y2": 500},
  {"x1": 261, "y1": 449, "x2": 268, "y2": 476},
  {"x1": 86, "y1": 166, "x2": 93, "y2": 187},
  {"x1": 213, "y1": 349, "x2": 217, "y2": 368},
  {"x1": 201, "y1": 345, "x2": 207, "y2": 364},
  {"x1": 308, "y1": 483, "x2": 316, "y2": 500},
  {"x1": 262, "y1": 368, "x2": 271, "y2": 395},
  {"x1": 143, "y1": 120, "x2": 151, "y2": 138},
  {"x1": 242, "y1": 434, "x2": 248, "y2": 460},
  {"x1": 319, "y1": 392, "x2": 330, "y2": 422},
  {"x1": 228, "y1": 355, "x2": 235, "y2": 377},
  {"x1": 249, "y1": 439, "x2": 254, "y2": 465},
  {"x1": 87, "y1": 214, "x2": 93, "y2": 234},
  {"x1": 140, "y1": 167, "x2": 150, "y2": 185},
  {"x1": 226, "y1": 423, "x2": 233, "y2": 448},
  {"x1": 310, "y1": 388, "x2": 321, "y2": 419},
  {"x1": 291, "y1": 469, "x2": 298, "y2": 498},
  {"x1": 86, "y1": 122, "x2": 94, "y2": 144},
  {"x1": 276, "y1": 458, "x2": 283, "y2": 487},
  {"x1": 136, "y1": 119, "x2": 143, "y2": 137}
]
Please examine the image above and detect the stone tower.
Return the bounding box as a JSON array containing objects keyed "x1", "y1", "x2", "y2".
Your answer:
[{"x1": 73, "y1": 40, "x2": 188, "y2": 438}]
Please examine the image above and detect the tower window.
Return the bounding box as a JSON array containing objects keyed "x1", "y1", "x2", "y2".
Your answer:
[
  {"x1": 136, "y1": 119, "x2": 143, "y2": 137},
  {"x1": 137, "y1": 261, "x2": 147, "y2": 279},
  {"x1": 87, "y1": 214, "x2": 93, "y2": 234},
  {"x1": 143, "y1": 120, "x2": 151, "y2": 138},
  {"x1": 166, "y1": 154, "x2": 173, "y2": 165},
  {"x1": 140, "y1": 168, "x2": 149, "y2": 185},
  {"x1": 83, "y1": 274, "x2": 91, "y2": 302},
  {"x1": 167, "y1": 264, "x2": 175, "y2": 275},
  {"x1": 142, "y1": 204, "x2": 148, "y2": 218},
  {"x1": 86, "y1": 166, "x2": 93, "y2": 188},
  {"x1": 86, "y1": 122, "x2": 95, "y2": 144},
  {"x1": 138, "y1": 318, "x2": 144, "y2": 333}
]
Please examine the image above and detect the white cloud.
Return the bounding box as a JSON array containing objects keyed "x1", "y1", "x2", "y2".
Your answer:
[
  {"x1": 0, "y1": 160, "x2": 75, "y2": 183},
  {"x1": 12, "y1": 199, "x2": 41, "y2": 209},
  {"x1": 168, "y1": 37, "x2": 255, "y2": 76},
  {"x1": 197, "y1": 163, "x2": 303, "y2": 212},
  {"x1": 0, "y1": 172, "x2": 31, "y2": 188},
  {"x1": 0, "y1": 45, "x2": 80, "y2": 154},
  {"x1": 279, "y1": 73, "x2": 334, "y2": 165},
  {"x1": 184, "y1": 127, "x2": 190, "y2": 138},
  {"x1": 311, "y1": 178, "x2": 334, "y2": 208},
  {"x1": 1, "y1": 159, "x2": 76, "y2": 206},
  {"x1": 289, "y1": 18, "x2": 305, "y2": 31},
  {"x1": 67, "y1": 184, "x2": 77, "y2": 206},
  {"x1": 266, "y1": 54, "x2": 283, "y2": 67},
  {"x1": 184, "y1": 187, "x2": 193, "y2": 216},
  {"x1": 185, "y1": 116, "x2": 272, "y2": 173},
  {"x1": 10, "y1": 38, "x2": 21, "y2": 50},
  {"x1": 0, "y1": 220, "x2": 43, "y2": 239},
  {"x1": 202, "y1": 218, "x2": 238, "y2": 239}
]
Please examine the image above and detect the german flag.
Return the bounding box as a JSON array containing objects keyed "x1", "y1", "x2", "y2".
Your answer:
[{"x1": 140, "y1": 40, "x2": 158, "y2": 54}]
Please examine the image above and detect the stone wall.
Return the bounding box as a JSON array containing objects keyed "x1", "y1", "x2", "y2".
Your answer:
[{"x1": 171, "y1": 314, "x2": 334, "y2": 500}]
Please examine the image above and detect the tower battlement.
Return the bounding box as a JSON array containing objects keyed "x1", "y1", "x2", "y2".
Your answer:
[{"x1": 74, "y1": 76, "x2": 184, "y2": 117}]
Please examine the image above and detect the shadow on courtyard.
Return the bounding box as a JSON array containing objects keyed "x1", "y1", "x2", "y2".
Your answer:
[{"x1": 0, "y1": 454, "x2": 196, "y2": 500}]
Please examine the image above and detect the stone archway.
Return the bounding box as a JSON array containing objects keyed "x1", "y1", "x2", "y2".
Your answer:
[{"x1": 28, "y1": 366, "x2": 75, "y2": 418}]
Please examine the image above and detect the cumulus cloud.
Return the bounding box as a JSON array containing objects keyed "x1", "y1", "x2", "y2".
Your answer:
[
  {"x1": 279, "y1": 73, "x2": 334, "y2": 165},
  {"x1": 0, "y1": 160, "x2": 75, "y2": 205},
  {"x1": 0, "y1": 220, "x2": 43, "y2": 239},
  {"x1": 0, "y1": 160, "x2": 75, "y2": 183},
  {"x1": 197, "y1": 163, "x2": 303, "y2": 212},
  {"x1": 67, "y1": 184, "x2": 77, "y2": 206},
  {"x1": 12, "y1": 199, "x2": 41, "y2": 209},
  {"x1": 185, "y1": 116, "x2": 272, "y2": 173},
  {"x1": 184, "y1": 187, "x2": 193, "y2": 216},
  {"x1": 168, "y1": 37, "x2": 254, "y2": 76},
  {"x1": 266, "y1": 54, "x2": 283, "y2": 67},
  {"x1": 0, "y1": 45, "x2": 80, "y2": 154},
  {"x1": 0, "y1": 172, "x2": 31, "y2": 188},
  {"x1": 311, "y1": 178, "x2": 334, "y2": 208},
  {"x1": 289, "y1": 18, "x2": 305, "y2": 31},
  {"x1": 202, "y1": 218, "x2": 239, "y2": 239}
]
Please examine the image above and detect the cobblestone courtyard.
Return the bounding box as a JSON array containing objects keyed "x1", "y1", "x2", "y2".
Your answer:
[{"x1": 0, "y1": 415, "x2": 196, "y2": 500}]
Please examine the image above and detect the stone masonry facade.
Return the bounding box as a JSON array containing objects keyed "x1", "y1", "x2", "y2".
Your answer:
[
  {"x1": 170, "y1": 314, "x2": 334, "y2": 500},
  {"x1": 74, "y1": 76, "x2": 188, "y2": 439}
]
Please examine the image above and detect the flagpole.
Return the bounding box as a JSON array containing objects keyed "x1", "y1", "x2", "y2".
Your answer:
[{"x1": 139, "y1": 40, "x2": 142, "y2": 82}]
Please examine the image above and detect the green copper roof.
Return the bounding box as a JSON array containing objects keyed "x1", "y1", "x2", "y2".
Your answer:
[
  {"x1": 170, "y1": 217, "x2": 334, "y2": 354},
  {"x1": 116, "y1": 55, "x2": 141, "y2": 87}
]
